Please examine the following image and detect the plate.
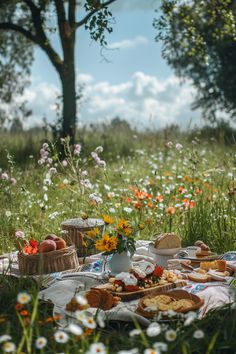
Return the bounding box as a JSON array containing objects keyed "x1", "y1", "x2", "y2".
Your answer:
[
  {"x1": 96, "y1": 280, "x2": 187, "y2": 302},
  {"x1": 149, "y1": 244, "x2": 181, "y2": 256},
  {"x1": 136, "y1": 289, "x2": 204, "y2": 319}
]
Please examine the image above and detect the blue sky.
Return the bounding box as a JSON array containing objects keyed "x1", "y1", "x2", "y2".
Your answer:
[{"x1": 23, "y1": 0, "x2": 201, "y2": 130}]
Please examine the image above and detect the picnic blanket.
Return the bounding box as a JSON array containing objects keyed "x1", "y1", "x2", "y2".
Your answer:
[{"x1": 1, "y1": 241, "x2": 236, "y2": 327}]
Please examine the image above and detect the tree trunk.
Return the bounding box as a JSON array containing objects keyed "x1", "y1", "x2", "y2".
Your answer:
[{"x1": 61, "y1": 60, "x2": 76, "y2": 145}]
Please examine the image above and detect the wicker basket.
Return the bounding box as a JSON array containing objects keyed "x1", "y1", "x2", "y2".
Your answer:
[
  {"x1": 61, "y1": 218, "x2": 105, "y2": 257},
  {"x1": 18, "y1": 245, "x2": 79, "y2": 275}
]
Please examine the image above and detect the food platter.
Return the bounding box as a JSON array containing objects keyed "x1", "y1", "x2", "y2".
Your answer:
[
  {"x1": 96, "y1": 280, "x2": 187, "y2": 301},
  {"x1": 136, "y1": 289, "x2": 204, "y2": 319}
]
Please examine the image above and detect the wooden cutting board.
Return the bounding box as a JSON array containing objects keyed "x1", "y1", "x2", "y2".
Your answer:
[{"x1": 96, "y1": 280, "x2": 187, "y2": 302}]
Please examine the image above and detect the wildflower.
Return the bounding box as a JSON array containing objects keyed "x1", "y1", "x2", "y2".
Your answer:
[
  {"x1": 97, "y1": 312, "x2": 105, "y2": 328},
  {"x1": 166, "y1": 141, "x2": 173, "y2": 148},
  {"x1": 62, "y1": 160, "x2": 68, "y2": 167},
  {"x1": 184, "y1": 311, "x2": 197, "y2": 326},
  {"x1": 144, "y1": 349, "x2": 160, "y2": 354},
  {"x1": 175, "y1": 143, "x2": 183, "y2": 150},
  {"x1": 1, "y1": 172, "x2": 9, "y2": 180},
  {"x1": 17, "y1": 292, "x2": 31, "y2": 304},
  {"x1": 68, "y1": 323, "x2": 83, "y2": 336},
  {"x1": 15, "y1": 230, "x2": 25, "y2": 239},
  {"x1": 193, "y1": 329, "x2": 204, "y2": 339},
  {"x1": 146, "y1": 323, "x2": 161, "y2": 337},
  {"x1": 10, "y1": 178, "x2": 17, "y2": 185},
  {"x1": 2, "y1": 341, "x2": 16, "y2": 353},
  {"x1": 86, "y1": 343, "x2": 106, "y2": 354},
  {"x1": 129, "y1": 329, "x2": 142, "y2": 337},
  {"x1": 95, "y1": 146, "x2": 103, "y2": 153},
  {"x1": 98, "y1": 160, "x2": 106, "y2": 168},
  {"x1": 5, "y1": 211, "x2": 11, "y2": 218},
  {"x1": 75, "y1": 310, "x2": 87, "y2": 322},
  {"x1": 82, "y1": 316, "x2": 97, "y2": 329},
  {"x1": 20, "y1": 310, "x2": 29, "y2": 317},
  {"x1": 81, "y1": 170, "x2": 88, "y2": 177},
  {"x1": 95, "y1": 234, "x2": 118, "y2": 253},
  {"x1": 74, "y1": 144, "x2": 82, "y2": 156},
  {"x1": 54, "y1": 330, "x2": 69, "y2": 343},
  {"x1": 87, "y1": 228, "x2": 100, "y2": 239},
  {"x1": 124, "y1": 207, "x2": 133, "y2": 214},
  {"x1": 35, "y1": 337, "x2": 47, "y2": 349},
  {"x1": 75, "y1": 295, "x2": 88, "y2": 306},
  {"x1": 166, "y1": 207, "x2": 176, "y2": 215},
  {"x1": 0, "y1": 335, "x2": 11, "y2": 343},
  {"x1": 118, "y1": 350, "x2": 139, "y2": 354},
  {"x1": 153, "y1": 342, "x2": 168, "y2": 352},
  {"x1": 42, "y1": 143, "x2": 49, "y2": 150},
  {"x1": 48, "y1": 167, "x2": 57, "y2": 176},
  {"x1": 109, "y1": 207, "x2": 115, "y2": 213},
  {"x1": 89, "y1": 193, "x2": 103, "y2": 204},
  {"x1": 103, "y1": 215, "x2": 114, "y2": 225},
  {"x1": 165, "y1": 329, "x2": 177, "y2": 342}
]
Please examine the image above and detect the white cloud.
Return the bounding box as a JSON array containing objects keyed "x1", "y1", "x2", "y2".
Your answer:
[
  {"x1": 13, "y1": 71, "x2": 201, "y2": 130},
  {"x1": 108, "y1": 36, "x2": 148, "y2": 50}
]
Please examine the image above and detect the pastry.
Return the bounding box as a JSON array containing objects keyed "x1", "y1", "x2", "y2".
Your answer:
[
  {"x1": 154, "y1": 233, "x2": 181, "y2": 249},
  {"x1": 216, "y1": 260, "x2": 227, "y2": 272},
  {"x1": 200, "y1": 261, "x2": 218, "y2": 270},
  {"x1": 86, "y1": 288, "x2": 120, "y2": 310}
]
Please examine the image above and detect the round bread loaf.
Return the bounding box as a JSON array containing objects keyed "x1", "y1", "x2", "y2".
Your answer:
[{"x1": 154, "y1": 233, "x2": 181, "y2": 249}]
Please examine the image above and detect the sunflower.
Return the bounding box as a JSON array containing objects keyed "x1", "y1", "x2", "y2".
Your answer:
[
  {"x1": 103, "y1": 215, "x2": 114, "y2": 225},
  {"x1": 87, "y1": 227, "x2": 100, "y2": 238},
  {"x1": 95, "y1": 234, "x2": 118, "y2": 252}
]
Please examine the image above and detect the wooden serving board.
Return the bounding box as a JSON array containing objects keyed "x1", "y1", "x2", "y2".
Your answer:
[{"x1": 96, "y1": 280, "x2": 187, "y2": 302}]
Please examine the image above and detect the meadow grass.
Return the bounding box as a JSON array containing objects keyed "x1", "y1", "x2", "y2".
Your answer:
[{"x1": 0, "y1": 127, "x2": 236, "y2": 353}]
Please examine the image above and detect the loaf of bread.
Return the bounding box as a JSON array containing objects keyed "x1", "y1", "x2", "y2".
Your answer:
[{"x1": 154, "y1": 233, "x2": 181, "y2": 249}]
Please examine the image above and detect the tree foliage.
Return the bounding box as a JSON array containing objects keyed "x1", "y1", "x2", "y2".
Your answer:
[
  {"x1": 0, "y1": 0, "x2": 116, "y2": 138},
  {"x1": 154, "y1": 0, "x2": 236, "y2": 121}
]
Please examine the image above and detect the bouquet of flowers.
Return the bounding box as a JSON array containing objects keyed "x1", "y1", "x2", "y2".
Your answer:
[{"x1": 84, "y1": 216, "x2": 143, "y2": 256}]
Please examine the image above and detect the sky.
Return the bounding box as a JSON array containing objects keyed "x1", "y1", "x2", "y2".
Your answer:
[{"x1": 22, "y1": 0, "x2": 203, "y2": 130}]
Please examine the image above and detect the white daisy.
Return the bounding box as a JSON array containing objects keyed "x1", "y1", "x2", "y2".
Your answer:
[
  {"x1": 17, "y1": 292, "x2": 31, "y2": 304},
  {"x1": 54, "y1": 330, "x2": 69, "y2": 343},
  {"x1": 129, "y1": 329, "x2": 142, "y2": 337},
  {"x1": 68, "y1": 323, "x2": 83, "y2": 336},
  {"x1": 0, "y1": 335, "x2": 12, "y2": 344},
  {"x1": 75, "y1": 294, "x2": 88, "y2": 306},
  {"x1": 146, "y1": 323, "x2": 161, "y2": 337},
  {"x1": 75, "y1": 310, "x2": 87, "y2": 322},
  {"x1": 35, "y1": 337, "x2": 47, "y2": 349},
  {"x1": 82, "y1": 316, "x2": 97, "y2": 329},
  {"x1": 153, "y1": 342, "x2": 168, "y2": 352},
  {"x1": 2, "y1": 341, "x2": 16, "y2": 353},
  {"x1": 165, "y1": 329, "x2": 177, "y2": 342},
  {"x1": 86, "y1": 342, "x2": 106, "y2": 354},
  {"x1": 144, "y1": 348, "x2": 160, "y2": 354},
  {"x1": 193, "y1": 329, "x2": 205, "y2": 339}
]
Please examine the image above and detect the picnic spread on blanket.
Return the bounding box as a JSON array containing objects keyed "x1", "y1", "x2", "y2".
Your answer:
[{"x1": 1, "y1": 218, "x2": 236, "y2": 329}]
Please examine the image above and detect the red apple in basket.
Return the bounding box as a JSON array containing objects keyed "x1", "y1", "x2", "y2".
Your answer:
[
  {"x1": 54, "y1": 237, "x2": 67, "y2": 250},
  {"x1": 39, "y1": 240, "x2": 57, "y2": 253},
  {"x1": 45, "y1": 234, "x2": 58, "y2": 241}
]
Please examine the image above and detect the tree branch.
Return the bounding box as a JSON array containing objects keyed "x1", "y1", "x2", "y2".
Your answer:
[
  {"x1": 75, "y1": 0, "x2": 117, "y2": 29},
  {"x1": 0, "y1": 22, "x2": 37, "y2": 44}
]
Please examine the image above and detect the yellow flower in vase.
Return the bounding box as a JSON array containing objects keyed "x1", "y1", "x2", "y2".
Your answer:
[
  {"x1": 87, "y1": 227, "x2": 100, "y2": 239},
  {"x1": 95, "y1": 234, "x2": 118, "y2": 253}
]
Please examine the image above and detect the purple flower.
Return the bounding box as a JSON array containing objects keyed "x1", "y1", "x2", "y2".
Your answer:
[
  {"x1": 15, "y1": 231, "x2": 25, "y2": 239},
  {"x1": 74, "y1": 144, "x2": 81, "y2": 156},
  {"x1": 91, "y1": 152, "x2": 98, "y2": 160}
]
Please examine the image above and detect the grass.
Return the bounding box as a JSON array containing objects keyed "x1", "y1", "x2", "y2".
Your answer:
[{"x1": 0, "y1": 126, "x2": 236, "y2": 353}]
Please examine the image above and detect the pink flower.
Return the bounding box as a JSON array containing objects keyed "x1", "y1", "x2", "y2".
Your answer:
[
  {"x1": 74, "y1": 144, "x2": 81, "y2": 156},
  {"x1": 1, "y1": 172, "x2": 9, "y2": 180},
  {"x1": 62, "y1": 160, "x2": 68, "y2": 167},
  {"x1": 15, "y1": 231, "x2": 25, "y2": 239},
  {"x1": 10, "y1": 178, "x2": 17, "y2": 185}
]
